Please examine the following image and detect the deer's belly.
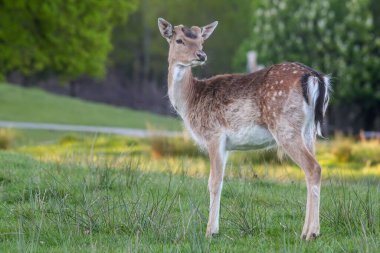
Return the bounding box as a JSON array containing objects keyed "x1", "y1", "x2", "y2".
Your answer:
[{"x1": 226, "y1": 125, "x2": 276, "y2": 151}]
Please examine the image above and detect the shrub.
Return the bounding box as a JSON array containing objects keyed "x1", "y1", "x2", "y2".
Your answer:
[
  {"x1": 149, "y1": 134, "x2": 203, "y2": 158},
  {"x1": 352, "y1": 140, "x2": 380, "y2": 166},
  {"x1": 59, "y1": 134, "x2": 84, "y2": 145},
  {"x1": 332, "y1": 139, "x2": 353, "y2": 162},
  {"x1": 0, "y1": 128, "x2": 15, "y2": 150}
]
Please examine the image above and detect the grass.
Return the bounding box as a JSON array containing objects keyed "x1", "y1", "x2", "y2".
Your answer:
[
  {"x1": 0, "y1": 151, "x2": 379, "y2": 252},
  {"x1": 0, "y1": 83, "x2": 181, "y2": 130},
  {"x1": 0, "y1": 91, "x2": 379, "y2": 252}
]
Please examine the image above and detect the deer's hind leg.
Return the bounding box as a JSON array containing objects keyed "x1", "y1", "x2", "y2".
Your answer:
[{"x1": 270, "y1": 127, "x2": 321, "y2": 240}]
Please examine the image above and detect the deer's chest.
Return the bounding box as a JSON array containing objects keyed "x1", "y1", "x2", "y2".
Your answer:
[{"x1": 181, "y1": 119, "x2": 207, "y2": 148}]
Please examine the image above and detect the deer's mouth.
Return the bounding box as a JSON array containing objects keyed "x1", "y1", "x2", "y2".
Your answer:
[
  {"x1": 191, "y1": 59, "x2": 207, "y2": 66},
  {"x1": 176, "y1": 59, "x2": 206, "y2": 67}
]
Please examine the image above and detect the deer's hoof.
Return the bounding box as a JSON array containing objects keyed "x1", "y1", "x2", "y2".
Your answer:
[
  {"x1": 206, "y1": 227, "x2": 219, "y2": 238},
  {"x1": 301, "y1": 232, "x2": 320, "y2": 240},
  {"x1": 206, "y1": 232, "x2": 219, "y2": 238}
]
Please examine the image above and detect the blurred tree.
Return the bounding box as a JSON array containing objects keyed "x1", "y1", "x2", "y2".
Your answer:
[
  {"x1": 0, "y1": 0, "x2": 138, "y2": 82},
  {"x1": 235, "y1": 0, "x2": 380, "y2": 130},
  {"x1": 370, "y1": 0, "x2": 380, "y2": 36},
  {"x1": 110, "y1": 0, "x2": 252, "y2": 85}
]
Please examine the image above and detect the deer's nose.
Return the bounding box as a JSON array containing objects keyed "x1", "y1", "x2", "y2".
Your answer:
[{"x1": 196, "y1": 51, "x2": 207, "y2": 62}]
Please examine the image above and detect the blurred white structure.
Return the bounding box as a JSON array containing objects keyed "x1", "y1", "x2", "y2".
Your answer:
[{"x1": 247, "y1": 51, "x2": 264, "y2": 73}]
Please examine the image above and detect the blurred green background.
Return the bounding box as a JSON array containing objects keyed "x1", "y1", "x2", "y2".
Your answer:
[{"x1": 1, "y1": 0, "x2": 379, "y2": 132}]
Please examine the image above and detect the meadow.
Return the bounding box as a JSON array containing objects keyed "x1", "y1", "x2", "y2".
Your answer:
[
  {"x1": 1, "y1": 84, "x2": 380, "y2": 252},
  {"x1": 0, "y1": 128, "x2": 380, "y2": 252}
]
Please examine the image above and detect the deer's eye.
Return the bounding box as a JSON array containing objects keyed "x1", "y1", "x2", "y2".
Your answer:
[{"x1": 176, "y1": 39, "x2": 184, "y2": 45}]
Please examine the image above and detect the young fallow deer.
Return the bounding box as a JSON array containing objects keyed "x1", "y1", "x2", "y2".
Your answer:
[{"x1": 158, "y1": 18, "x2": 331, "y2": 240}]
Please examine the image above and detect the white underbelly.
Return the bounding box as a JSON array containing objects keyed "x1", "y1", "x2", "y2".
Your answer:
[{"x1": 226, "y1": 125, "x2": 276, "y2": 151}]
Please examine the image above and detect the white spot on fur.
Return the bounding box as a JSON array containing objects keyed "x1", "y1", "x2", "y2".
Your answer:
[
  {"x1": 279, "y1": 91, "x2": 282, "y2": 96},
  {"x1": 280, "y1": 80, "x2": 284, "y2": 84},
  {"x1": 293, "y1": 71, "x2": 298, "y2": 74}
]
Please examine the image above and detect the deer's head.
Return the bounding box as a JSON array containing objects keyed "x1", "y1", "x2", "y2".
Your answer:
[{"x1": 158, "y1": 18, "x2": 218, "y2": 67}]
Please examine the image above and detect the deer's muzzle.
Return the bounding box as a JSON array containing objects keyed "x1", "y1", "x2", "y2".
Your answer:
[{"x1": 196, "y1": 51, "x2": 207, "y2": 62}]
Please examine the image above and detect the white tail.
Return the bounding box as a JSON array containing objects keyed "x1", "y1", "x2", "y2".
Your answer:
[{"x1": 158, "y1": 18, "x2": 331, "y2": 240}]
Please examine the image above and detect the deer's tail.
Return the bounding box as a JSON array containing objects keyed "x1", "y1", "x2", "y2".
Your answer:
[{"x1": 301, "y1": 73, "x2": 331, "y2": 136}]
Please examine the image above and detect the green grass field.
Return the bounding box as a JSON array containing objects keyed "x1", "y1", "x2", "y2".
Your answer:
[
  {"x1": 0, "y1": 151, "x2": 379, "y2": 252},
  {"x1": 0, "y1": 84, "x2": 181, "y2": 130},
  {"x1": 1, "y1": 84, "x2": 380, "y2": 252}
]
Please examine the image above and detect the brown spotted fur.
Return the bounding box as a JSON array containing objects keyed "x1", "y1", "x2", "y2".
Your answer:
[{"x1": 185, "y1": 63, "x2": 312, "y2": 140}]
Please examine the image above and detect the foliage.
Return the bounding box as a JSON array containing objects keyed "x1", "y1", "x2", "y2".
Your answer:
[
  {"x1": 0, "y1": 83, "x2": 181, "y2": 130},
  {"x1": 0, "y1": 0, "x2": 138, "y2": 80},
  {"x1": 236, "y1": 0, "x2": 380, "y2": 107}
]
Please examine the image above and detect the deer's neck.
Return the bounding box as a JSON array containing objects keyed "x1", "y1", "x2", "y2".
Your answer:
[{"x1": 167, "y1": 63, "x2": 194, "y2": 116}]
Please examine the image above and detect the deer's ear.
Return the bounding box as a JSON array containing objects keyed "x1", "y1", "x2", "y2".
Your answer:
[
  {"x1": 201, "y1": 21, "x2": 218, "y2": 40},
  {"x1": 158, "y1": 18, "x2": 173, "y2": 41}
]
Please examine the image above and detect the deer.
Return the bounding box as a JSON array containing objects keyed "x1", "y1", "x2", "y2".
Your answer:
[{"x1": 158, "y1": 18, "x2": 331, "y2": 240}]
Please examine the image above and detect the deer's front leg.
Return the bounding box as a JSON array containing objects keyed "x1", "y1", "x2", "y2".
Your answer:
[{"x1": 206, "y1": 137, "x2": 228, "y2": 237}]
